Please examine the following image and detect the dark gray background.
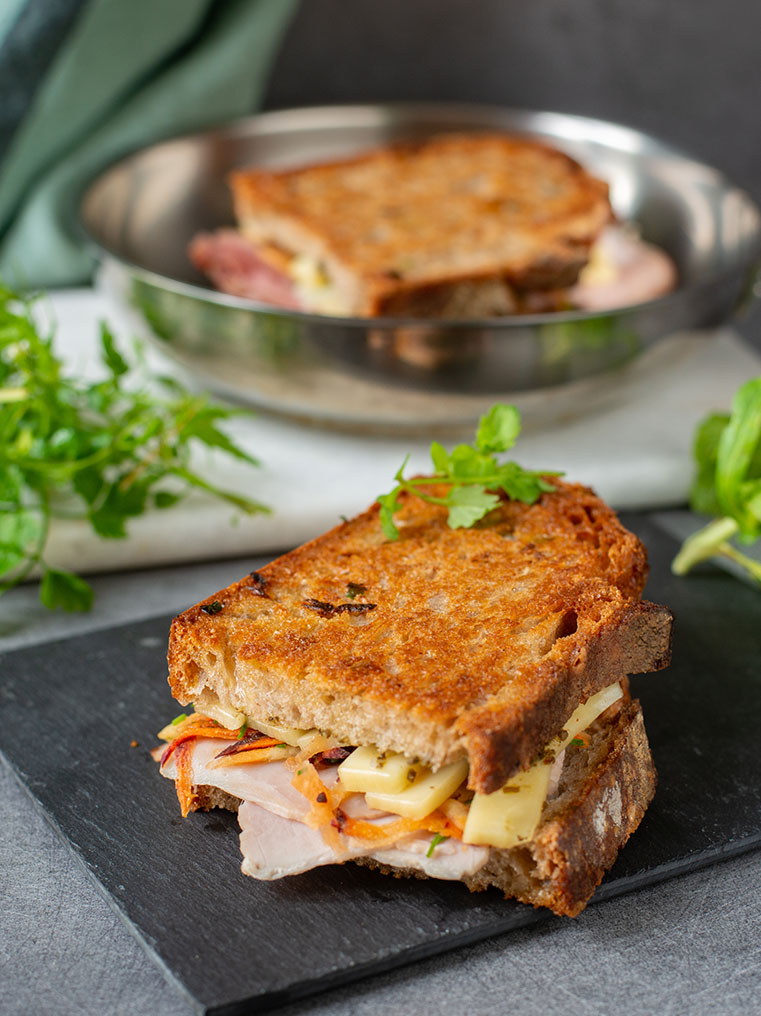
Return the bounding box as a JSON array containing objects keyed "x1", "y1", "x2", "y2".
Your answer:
[
  {"x1": 264, "y1": 0, "x2": 761, "y2": 206},
  {"x1": 262, "y1": 0, "x2": 761, "y2": 346}
]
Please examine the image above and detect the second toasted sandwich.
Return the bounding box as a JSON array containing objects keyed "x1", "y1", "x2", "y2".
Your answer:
[{"x1": 191, "y1": 131, "x2": 676, "y2": 317}]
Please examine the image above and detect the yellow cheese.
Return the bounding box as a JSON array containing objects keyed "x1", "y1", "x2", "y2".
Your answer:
[
  {"x1": 365, "y1": 759, "x2": 469, "y2": 820},
  {"x1": 338, "y1": 745, "x2": 420, "y2": 794},
  {"x1": 246, "y1": 717, "x2": 315, "y2": 748},
  {"x1": 463, "y1": 763, "x2": 553, "y2": 849},
  {"x1": 290, "y1": 255, "x2": 329, "y2": 291},
  {"x1": 463, "y1": 681, "x2": 623, "y2": 849},
  {"x1": 289, "y1": 255, "x2": 347, "y2": 315},
  {"x1": 578, "y1": 241, "x2": 618, "y2": 287},
  {"x1": 193, "y1": 700, "x2": 245, "y2": 730},
  {"x1": 193, "y1": 698, "x2": 320, "y2": 747},
  {"x1": 558, "y1": 682, "x2": 623, "y2": 746}
]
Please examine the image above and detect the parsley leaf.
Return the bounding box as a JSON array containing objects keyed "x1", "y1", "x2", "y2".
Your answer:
[
  {"x1": 445, "y1": 484, "x2": 500, "y2": 529},
  {"x1": 39, "y1": 568, "x2": 94, "y2": 612},
  {"x1": 476, "y1": 403, "x2": 522, "y2": 454},
  {"x1": 672, "y1": 377, "x2": 761, "y2": 585},
  {"x1": 426, "y1": 832, "x2": 449, "y2": 858},
  {"x1": 377, "y1": 404, "x2": 560, "y2": 539},
  {"x1": 0, "y1": 283, "x2": 269, "y2": 611}
]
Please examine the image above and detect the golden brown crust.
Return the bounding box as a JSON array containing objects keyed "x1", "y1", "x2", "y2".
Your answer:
[
  {"x1": 230, "y1": 132, "x2": 612, "y2": 315},
  {"x1": 168, "y1": 481, "x2": 672, "y2": 792},
  {"x1": 192, "y1": 785, "x2": 241, "y2": 813},
  {"x1": 528, "y1": 698, "x2": 656, "y2": 915},
  {"x1": 462, "y1": 698, "x2": 656, "y2": 915}
]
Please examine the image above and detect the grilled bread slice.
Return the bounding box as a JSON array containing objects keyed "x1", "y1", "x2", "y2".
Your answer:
[
  {"x1": 229, "y1": 132, "x2": 612, "y2": 317},
  {"x1": 168, "y1": 480, "x2": 671, "y2": 795}
]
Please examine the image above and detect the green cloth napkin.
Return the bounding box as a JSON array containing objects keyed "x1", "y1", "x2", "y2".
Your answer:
[{"x1": 0, "y1": 0, "x2": 298, "y2": 288}]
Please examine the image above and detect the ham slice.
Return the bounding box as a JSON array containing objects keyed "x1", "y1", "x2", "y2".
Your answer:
[
  {"x1": 161, "y1": 737, "x2": 337, "y2": 820},
  {"x1": 239, "y1": 802, "x2": 357, "y2": 878},
  {"x1": 189, "y1": 229, "x2": 301, "y2": 308},
  {"x1": 189, "y1": 223, "x2": 675, "y2": 315},
  {"x1": 571, "y1": 225, "x2": 677, "y2": 311},
  {"x1": 161, "y1": 737, "x2": 490, "y2": 881},
  {"x1": 370, "y1": 835, "x2": 489, "y2": 880},
  {"x1": 238, "y1": 801, "x2": 489, "y2": 881}
]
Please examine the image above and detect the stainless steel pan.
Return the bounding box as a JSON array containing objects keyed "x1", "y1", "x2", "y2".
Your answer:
[{"x1": 80, "y1": 104, "x2": 761, "y2": 431}]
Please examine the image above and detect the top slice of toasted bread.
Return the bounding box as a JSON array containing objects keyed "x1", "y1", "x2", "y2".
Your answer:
[
  {"x1": 168, "y1": 481, "x2": 671, "y2": 793},
  {"x1": 230, "y1": 132, "x2": 612, "y2": 316}
]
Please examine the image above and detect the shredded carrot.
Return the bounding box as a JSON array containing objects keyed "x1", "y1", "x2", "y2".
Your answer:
[
  {"x1": 159, "y1": 725, "x2": 239, "y2": 767},
  {"x1": 440, "y1": 797, "x2": 469, "y2": 832},
  {"x1": 174, "y1": 740, "x2": 198, "y2": 818},
  {"x1": 341, "y1": 808, "x2": 462, "y2": 847},
  {"x1": 207, "y1": 745, "x2": 296, "y2": 769},
  {"x1": 290, "y1": 732, "x2": 333, "y2": 766},
  {"x1": 215, "y1": 735, "x2": 281, "y2": 755},
  {"x1": 291, "y1": 762, "x2": 344, "y2": 851},
  {"x1": 157, "y1": 712, "x2": 222, "y2": 742}
]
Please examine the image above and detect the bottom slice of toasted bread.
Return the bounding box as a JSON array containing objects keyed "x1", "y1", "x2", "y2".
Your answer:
[{"x1": 188, "y1": 698, "x2": 654, "y2": 917}]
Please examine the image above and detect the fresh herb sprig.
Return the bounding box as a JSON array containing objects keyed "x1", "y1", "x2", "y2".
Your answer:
[
  {"x1": 377, "y1": 404, "x2": 559, "y2": 540},
  {"x1": 672, "y1": 377, "x2": 761, "y2": 585},
  {"x1": 0, "y1": 284, "x2": 268, "y2": 611}
]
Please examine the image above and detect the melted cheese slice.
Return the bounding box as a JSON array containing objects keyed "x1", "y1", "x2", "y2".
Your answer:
[
  {"x1": 192, "y1": 696, "x2": 322, "y2": 750},
  {"x1": 364, "y1": 759, "x2": 469, "y2": 820},
  {"x1": 193, "y1": 699, "x2": 245, "y2": 730},
  {"x1": 338, "y1": 745, "x2": 422, "y2": 794},
  {"x1": 463, "y1": 682, "x2": 623, "y2": 849}
]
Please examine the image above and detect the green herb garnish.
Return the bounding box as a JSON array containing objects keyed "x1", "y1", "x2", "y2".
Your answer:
[
  {"x1": 426, "y1": 832, "x2": 449, "y2": 858},
  {"x1": 0, "y1": 284, "x2": 268, "y2": 611},
  {"x1": 171, "y1": 713, "x2": 188, "y2": 726},
  {"x1": 569, "y1": 737, "x2": 585, "y2": 748},
  {"x1": 201, "y1": 600, "x2": 224, "y2": 615},
  {"x1": 345, "y1": 582, "x2": 367, "y2": 600},
  {"x1": 377, "y1": 404, "x2": 559, "y2": 540},
  {"x1": 237, "y1": 723, "x2": 248, "y2": 739},
  {"x1": 672, "y1": 377, "x2": 761, "y2": 585}
]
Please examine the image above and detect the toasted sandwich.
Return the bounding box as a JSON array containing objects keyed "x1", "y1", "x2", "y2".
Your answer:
[
  {"x1": 156, "y1": 480, "x2": 672, "y2": 916},
  {"x1": 190, "y1": 131, "x2": 675, "y2": 317}
]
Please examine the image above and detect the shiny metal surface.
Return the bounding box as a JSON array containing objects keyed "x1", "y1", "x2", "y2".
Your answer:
[{"x1": 80, "y1": 104, "x2": 761, "y2": 430}]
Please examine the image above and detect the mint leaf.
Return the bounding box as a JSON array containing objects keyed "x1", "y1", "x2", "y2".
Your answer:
[
  {"x1": 446, "y1": 484, "x2": 500, "y2": 528},
  {"x1": 476, "y1": 404, "x2": 521, "y2": 454},
  {"x1": 153, "y1": 490, "x2": 182, "y2": 510},
  {"x1": 39, "y1": 568, "x2": 94, "y2": 612}
]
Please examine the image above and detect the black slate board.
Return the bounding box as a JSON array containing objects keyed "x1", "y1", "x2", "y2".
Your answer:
[{"x1": 1, "y1": 516, "x2": 760, "y2": 1015}]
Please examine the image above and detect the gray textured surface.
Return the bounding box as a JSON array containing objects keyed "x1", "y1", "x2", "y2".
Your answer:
[
  {"x1": 2, "y1": 554, "x2": 761, "y2": 1016},
  {"x1": 2, "y1": 754, "x2": 760, "y2": 1016}
]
